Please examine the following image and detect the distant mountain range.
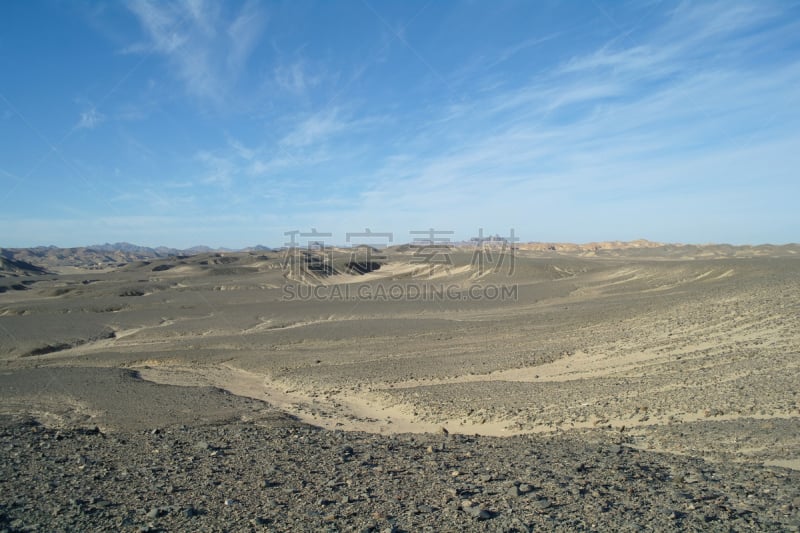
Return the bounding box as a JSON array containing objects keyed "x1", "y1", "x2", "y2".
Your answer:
[
  {"x1": 84, "y1": 242, "x2": 273, "y2": 256},
  {"x1": 0, "y1": 242, "x2": 274, "y2": 274},
  {"x1": 1, "y1": 240, "x2": 798, "y2": 276}
]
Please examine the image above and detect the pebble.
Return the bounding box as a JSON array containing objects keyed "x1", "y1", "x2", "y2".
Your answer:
[
  {"x1": 532, "y1": 498, "x2": 551, "y2": 510},
  {"x1": 1, "y1": 418, "x2": 798, "y2": 531}
]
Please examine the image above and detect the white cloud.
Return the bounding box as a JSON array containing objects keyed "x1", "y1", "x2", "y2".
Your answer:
[
  {"x1": 125, "y1": 0, "x2": 267, "y2": 102},
  {"x1": 77, "y1": 108, "x2": 105, "y2": 129},
  {"x1": 274, "y1": 60, "x2": 323, "y2": 95},
  {"x1": 226, "y1": 135, "x2": 255, "y2": 160},
  {"x1": 280, "y1": 109, "x2": 349, "y2": 148},
  {"x1": 89, "y1": 1, "x2": 798, "y2": 245},
  {"x1": 299, "y1": 1, "x2": 799, "y2": 242},
  {"x1": 227, "y1": 1, "x2": 266, "y2": 73}
]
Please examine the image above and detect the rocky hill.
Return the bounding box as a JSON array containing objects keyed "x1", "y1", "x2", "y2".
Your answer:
[{"x1": 0, "y1": 243, "x2": 273, "y2": 271}]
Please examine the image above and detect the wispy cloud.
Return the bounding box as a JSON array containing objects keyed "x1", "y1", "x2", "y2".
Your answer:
[
  {"x1": 280, "y1": 108, "x2": 351, "y2": 148},
  {"x1": 77, "y1": 108, "x2": 105, "y2": 129},
  {"x1": 273, "y1": 60, "x2": 324, "y2": 95},
  {"x1": 196, "y1": 150, "x2": 236, "y2": 188},
  {"x1": 301, "y1": 1, "x2": 800, "y2": 241},
  {"x1": 122, "y1": 1, "x2": 799, "y2": 243},
  {"x1": 8, "y1": 1, "x2": 797, "y2": 247},
  {"x1": 125, "y1": 0, "x2": 267, "y2": 102},
  {"x1": 226, "y1": 135, "x2": 255, "y2": 160}
]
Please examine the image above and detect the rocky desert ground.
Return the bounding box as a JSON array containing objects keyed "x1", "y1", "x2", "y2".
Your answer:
[{"x1": 1, "y1": 242, "x2": 799, "y2": 532}]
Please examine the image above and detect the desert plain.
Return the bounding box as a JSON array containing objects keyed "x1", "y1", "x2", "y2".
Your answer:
[{"x1": 0, "y1": 241, "x2": 799, "y2": 531}]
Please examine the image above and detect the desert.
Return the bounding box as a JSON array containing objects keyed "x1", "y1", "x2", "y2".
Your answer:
[
  {"x1": 1, "y1": 241, "x2": 799, "y2": 531},
  {"x1": 4, "y1": 1, "x2": 800, "y2": 531}
]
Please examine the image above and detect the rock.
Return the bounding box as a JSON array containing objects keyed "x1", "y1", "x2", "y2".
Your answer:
[
  {"x1": 532, "y1": 498, "x2": 551, "y2": 510},
  {"x1": 467, "y1": 507, "x2": 491, "y2": 520},
  {"x1": 1, "y1": 404, "x2": 799, "y2": 532},
  {"x1": 461, "y1": 500, "x2": 491, "y2": 520},
  {"x1": 663, "y1": 508, "x2": 679, "y2": 519}
]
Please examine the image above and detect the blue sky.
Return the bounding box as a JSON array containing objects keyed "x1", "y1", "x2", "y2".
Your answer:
[{"x1": 1, "y1": 0, "x2": 799, "y2": 248}]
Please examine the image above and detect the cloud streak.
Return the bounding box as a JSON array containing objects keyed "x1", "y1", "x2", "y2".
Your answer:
[
  {"x1": 77, "y1": 108, "x2": 105, "y2": 129},
  {"x1": 125, "y1": 0, "x2": 267, "y2": 102},
  {"x1": 3, "y1": 1, "x2": 798, "y2": 247},
  {"x1": 278, "y1": 1, "x2": 800, "y2": 242}
]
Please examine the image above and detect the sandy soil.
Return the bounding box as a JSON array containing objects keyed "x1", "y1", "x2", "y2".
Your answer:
[
  {"x1": 1, "y1": 249, "x2": 798, "y2": 466},
  {"x1": 1, "y1": 247, "x2": 799, "y2": 530}
]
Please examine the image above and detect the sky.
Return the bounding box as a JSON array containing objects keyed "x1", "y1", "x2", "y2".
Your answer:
[{"x1": 1, "y1": 0, "x2": 799, "y2": 248}]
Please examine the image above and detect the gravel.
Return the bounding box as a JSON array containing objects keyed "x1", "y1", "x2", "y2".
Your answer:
[{"x1": 1, "y1": 415, "x2": 798, "y2": 532}]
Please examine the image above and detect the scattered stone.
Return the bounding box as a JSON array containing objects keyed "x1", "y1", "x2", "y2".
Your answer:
[
  {"x1": 532, "y1": 498, "x2": 551, "y2": 511},
  {"x1": 0, "y1": 413, "x2": 798, "y2": 531},
  {"x1": 461, "y1": 502, "x2": 491, "y2": 520}
]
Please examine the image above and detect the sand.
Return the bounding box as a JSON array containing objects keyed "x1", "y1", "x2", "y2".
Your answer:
[
  {"x1": 1, "y1": 247, "x2": 798, "y2": 462},
  {"x1": 1, "y1": 245, "x2": 799, "y2": 529}
]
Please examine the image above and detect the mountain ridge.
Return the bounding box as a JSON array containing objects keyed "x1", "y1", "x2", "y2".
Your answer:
[{"x1": 1, "y1": 240, "x2": 798, "y2": 275}]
